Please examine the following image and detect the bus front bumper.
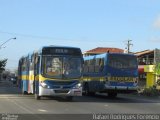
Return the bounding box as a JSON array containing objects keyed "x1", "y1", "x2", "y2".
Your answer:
[{"x1": 39, "y1": 86, "x2": 82, "y2": 96}]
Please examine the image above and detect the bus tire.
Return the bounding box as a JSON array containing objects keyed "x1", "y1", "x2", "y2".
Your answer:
[
  {"x1": 84, "y1": 83, "x2": 95, "y2": 96},
  {"x1": 88, "y1": 92, "x2": 95, "y2": 96},
  {"x1": 66, "y1": 96, "x2": 73, "y2": 101},
  {"x1": 83, "y1": 83, "x2": 89, "y2": 96},
  {"x1": 23, "y1": 91, "x2": 28, "y2": 95},
  {"x1": 35, "y1": 94, "x2": 41, "y2": 100},
  {"x1": 108, "y1": 92, "x2": 117, "y2": 98}
]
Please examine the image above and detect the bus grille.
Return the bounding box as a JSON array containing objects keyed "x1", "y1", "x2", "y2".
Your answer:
[{"x1": 54, "y1": 90, "x2": 69, "y2": 93}]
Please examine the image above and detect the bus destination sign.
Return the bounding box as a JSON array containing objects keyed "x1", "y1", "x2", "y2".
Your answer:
[
  {"x1": 55, "y1": 49, "x2": 68, "y2": 54},
  {"x1": 42, "y1": 47, "x2": 82, "y2": 56}
]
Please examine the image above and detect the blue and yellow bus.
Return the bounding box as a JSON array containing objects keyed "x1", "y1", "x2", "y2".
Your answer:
[
  {"x1": 18, "y1": 46, "x2": 83, "y2": 100},
  {"x1": 83, "y1": 53, "x2": 138, "y2": 97}
]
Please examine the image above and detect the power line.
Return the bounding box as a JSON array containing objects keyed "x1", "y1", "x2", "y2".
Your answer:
[
  {"x1": 0, "y1": 30, "x2": 58, "y2": 40},
  {"x1": 0, "y1": 30, "x2": 122, "y2": 43}
]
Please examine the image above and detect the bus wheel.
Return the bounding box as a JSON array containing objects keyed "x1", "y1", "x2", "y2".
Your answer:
[
  {"x1": 84, "y1": 83, "x2": 95, "y2": 96},
  {"x1": 35, "y1": 94, "x2": 41, "y2": 100},
  {"x1": 83, "y1": 83, "x2": 89, "y2": 96},
  {"x1": 88, "y1": 92, "x2": 95, "y2": 96},
  {"x1": 23, "y1": 91, "x2": 28, "y2": 95},
  {"x1": 66, "y1": 96, "x2": 73, "y2": 101},
  {"x1": 108, "y1": 92, "x2": 117, "y2": 98}
]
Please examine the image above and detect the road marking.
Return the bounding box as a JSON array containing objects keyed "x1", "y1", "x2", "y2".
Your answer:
[
  {"x1": 38, "y1": 109, "x2": 47, "y2": 112},
  {"x1": 6, "y1": 98, "x2": 46, "y2": 120},
  {"x1": 104, "y1": 104, "x2": 108, "y2": 107},
  {"x1": 157, "y1": 103, "x2": 160, "y2": 106},
  {"x1": 0, "y1": 95, "x2": 34, "y2": 99},
  {"x1": 7, "y1": 98, "x2": 33, "y2": 114}
]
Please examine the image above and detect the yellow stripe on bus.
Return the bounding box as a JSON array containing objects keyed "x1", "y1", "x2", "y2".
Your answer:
[
  {"x1": 83, "y1": 76, "x2": 135, "y2": 82},
  {"x1": 21, "y1": 74, "x2": 80, "y2": 82}
]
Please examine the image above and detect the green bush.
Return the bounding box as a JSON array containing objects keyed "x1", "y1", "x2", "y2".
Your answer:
[
  {"x1": 157, "y1": 79, "x2": 160, "y2": 86},
  {"x1": 141, "y1": 86, "x2": 160, "y2": 96}
]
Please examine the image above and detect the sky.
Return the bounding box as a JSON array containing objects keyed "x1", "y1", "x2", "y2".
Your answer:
[{"x1": 0, "y1": 0, "x2": 160, "y2": 71}]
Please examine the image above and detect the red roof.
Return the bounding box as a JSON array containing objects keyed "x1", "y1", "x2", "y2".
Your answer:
[{"x1": 84, "y1": 47, "x2": 124, "y2": 54}]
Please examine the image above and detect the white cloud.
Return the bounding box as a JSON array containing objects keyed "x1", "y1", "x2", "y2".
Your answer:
[
  {"x1": 150, "y1": 36, "x2": 160, "y2": 43},
  {"x1": 153, "y1": 16, "x2": 160, "y2": 29}
]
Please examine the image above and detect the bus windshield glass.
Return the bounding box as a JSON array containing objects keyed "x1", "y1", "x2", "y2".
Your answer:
[
  {"x1": 42, "y1": 56, "x2": 82, "y2": 79},
  {"x1": 63, "y1": 57, "x2": 81, "y2": 78},
  {"x1": 108, "y1": 54, "x2": 137, "y2": 69}
]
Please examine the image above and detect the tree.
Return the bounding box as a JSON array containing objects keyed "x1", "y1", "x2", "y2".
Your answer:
[{"x1": 0, "y1": 59, "x2": 7, "y2": 73}]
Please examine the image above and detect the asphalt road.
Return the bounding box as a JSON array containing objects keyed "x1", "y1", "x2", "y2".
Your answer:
[{"x1": 0, "y1": 80, "x2": 160, "y2": 120}]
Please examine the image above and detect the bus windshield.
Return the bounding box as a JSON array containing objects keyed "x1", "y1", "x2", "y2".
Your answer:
[
  {"x1": 42, "y1": 56, "x2": 82, "y2": 79},
  {"x1": 108, "y1": 54, "x2": 137, "y2": 69},
  {"x1": 63, "y1": 57, "x2": 81, "y2": 78}
]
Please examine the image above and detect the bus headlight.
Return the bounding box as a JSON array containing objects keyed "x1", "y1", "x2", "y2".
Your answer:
[
  {"x1": 40, "y1": 81, "x2": 48, "y2": 88},
  {"x1": 73, "y1": 83, "x2": 82, "y2": 89}
]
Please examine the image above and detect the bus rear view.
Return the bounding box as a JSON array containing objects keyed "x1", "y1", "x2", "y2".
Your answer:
[
  {"x1": 106, "y1": 54, "x2": 138, "y2": 95},
  {"x1": 83, "y1": 53, "x2": 138, "y2": 97}
]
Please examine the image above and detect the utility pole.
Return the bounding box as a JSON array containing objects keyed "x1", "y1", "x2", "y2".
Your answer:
[{"x1": 126, "y1": 39, "x2": 133, "y2": 53}]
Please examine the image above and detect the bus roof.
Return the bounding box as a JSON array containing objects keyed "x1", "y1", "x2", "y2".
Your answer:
[
  {"x1": 19, "y1": 45, "x2": 82, "y2": 60},
  {"x1": 83, "y1": 53, "x2": 136, "y2": 60}
]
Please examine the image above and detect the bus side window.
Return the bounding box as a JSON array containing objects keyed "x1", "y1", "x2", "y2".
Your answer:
[
  {"x1": 34, "y1": 56, "x2": 40, "y2": 75},
  {"x1": 99, "y1": 58, "x2": 104, "y2": 72},
  {"x1": 84, "y1": 60, "x2": 89, "y2": 73},
  {"x1": 22, "y1": 59, "x2": 26, "y2": 72},
  {"x1": 88, "y1": 59, "x2": 95, "y2": 73},
  {"x1": 30, "y1": 55, "x2": 34, "y2": 71},
  {"x1": 95, "y1": 58, "x2": 100, "y2": 72}
]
